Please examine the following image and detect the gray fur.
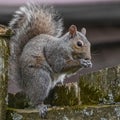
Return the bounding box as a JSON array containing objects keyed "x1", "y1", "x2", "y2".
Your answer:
[{"x1": 9, "y1": 2, "x2": 92, "y2": 118}]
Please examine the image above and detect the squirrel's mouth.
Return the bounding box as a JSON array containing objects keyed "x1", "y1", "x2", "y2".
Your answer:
[
  {"x1": 80, "y1": 59, "x2": 92, "y2": 68},
  {"x1": 72, "y1": 53, "x2": 92, "y2": 68}
]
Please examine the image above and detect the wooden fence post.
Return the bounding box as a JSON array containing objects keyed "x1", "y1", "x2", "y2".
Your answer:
[{"x1": 0, "y1": 25, "x2": 12, "y2": 120}]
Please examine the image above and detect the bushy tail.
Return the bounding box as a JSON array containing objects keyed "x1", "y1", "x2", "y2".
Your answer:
[{"x1": 9, "y1": 2, "x2": 63, "y2": 51}]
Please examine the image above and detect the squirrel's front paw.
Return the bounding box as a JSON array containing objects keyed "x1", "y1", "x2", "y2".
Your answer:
[
  {"x1": 80, "y1": 59, "x2": 92, "y2": 68},
  {"x1": 37, "y1": 104, "x2": 48, "y2": 119}
]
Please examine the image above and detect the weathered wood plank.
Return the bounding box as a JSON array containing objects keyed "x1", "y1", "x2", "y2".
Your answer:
[
  {"x1": 0, "y1": 25, "x2": 12, "y2": 120},
  {"x1": 7, "y1": 105, "x2": 120, "y2": 120}
]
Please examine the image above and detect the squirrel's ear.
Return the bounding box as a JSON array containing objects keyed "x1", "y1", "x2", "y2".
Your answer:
[
  {"x1": 81, "y1": 27, "x2": 86, "y2": 36},
  {"x1": 69, "y1": 25, "x2": 77, "y2": 37}
]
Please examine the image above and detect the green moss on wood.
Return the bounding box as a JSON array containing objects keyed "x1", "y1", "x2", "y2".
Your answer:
[
  {"x1": 8, "y1": 83, "x2": 80, "y2": 109},
  {"x1": 8, "y1": 92, "x2": 29, "y2": 109},
  {"x1": 0, "y1": 26, "x2": 11, "y2": 120},
  {"x1": 79, "y1": 65, "x2": 120, "y2": 105},
  {"x1": 79, "y1": 79, "x2": 104, "y2": 105},
  {"x1": 44, "y1": 83, "x2": 79, "y2": 106}
]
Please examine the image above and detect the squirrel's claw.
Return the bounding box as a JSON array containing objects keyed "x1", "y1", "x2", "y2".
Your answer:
[
  {"x1": 80, "y1": 59, "x2": 92, "y2": 68},
  {"x1": 37, "y1": 104, "x2": 48, "y2": 119}
]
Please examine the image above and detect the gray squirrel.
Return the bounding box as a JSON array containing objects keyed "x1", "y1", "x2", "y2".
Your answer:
[{"x1": 9, "y1": 2, "x2": 92, "y2": 118}]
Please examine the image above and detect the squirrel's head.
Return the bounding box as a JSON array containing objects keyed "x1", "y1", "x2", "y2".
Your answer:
[{"x1": 68, "y1": 25, "x2": 91, "y2": 61}]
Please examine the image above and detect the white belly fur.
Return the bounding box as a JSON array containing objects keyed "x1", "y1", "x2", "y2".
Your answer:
[{"x1": 52, "y1": 74, "x2": 66, "y2": 88}]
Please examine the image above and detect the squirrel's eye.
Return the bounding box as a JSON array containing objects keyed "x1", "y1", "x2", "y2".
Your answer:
[{"x1": 77, "y1": 41, "x2": 83, "y2": 47}]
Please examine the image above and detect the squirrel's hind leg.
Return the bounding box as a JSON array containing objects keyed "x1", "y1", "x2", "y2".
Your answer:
[
  {"x1": 24, "y1": 69, "x2": 52, "y2": 118},
  {"x1": 36, "y1": 103, "x2": 48, "y2": 118}
]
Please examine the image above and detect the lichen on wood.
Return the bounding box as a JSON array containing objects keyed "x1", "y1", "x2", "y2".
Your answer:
[
  {"x1": 45, "y1": 82, "x2": 80, "y2": 106},
  {"x1": 0, "y1": 25, "x2": 12, "y2": 120},
  {"x1": 79, "y1": 65, "x2": 120, "y2": 105}
]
